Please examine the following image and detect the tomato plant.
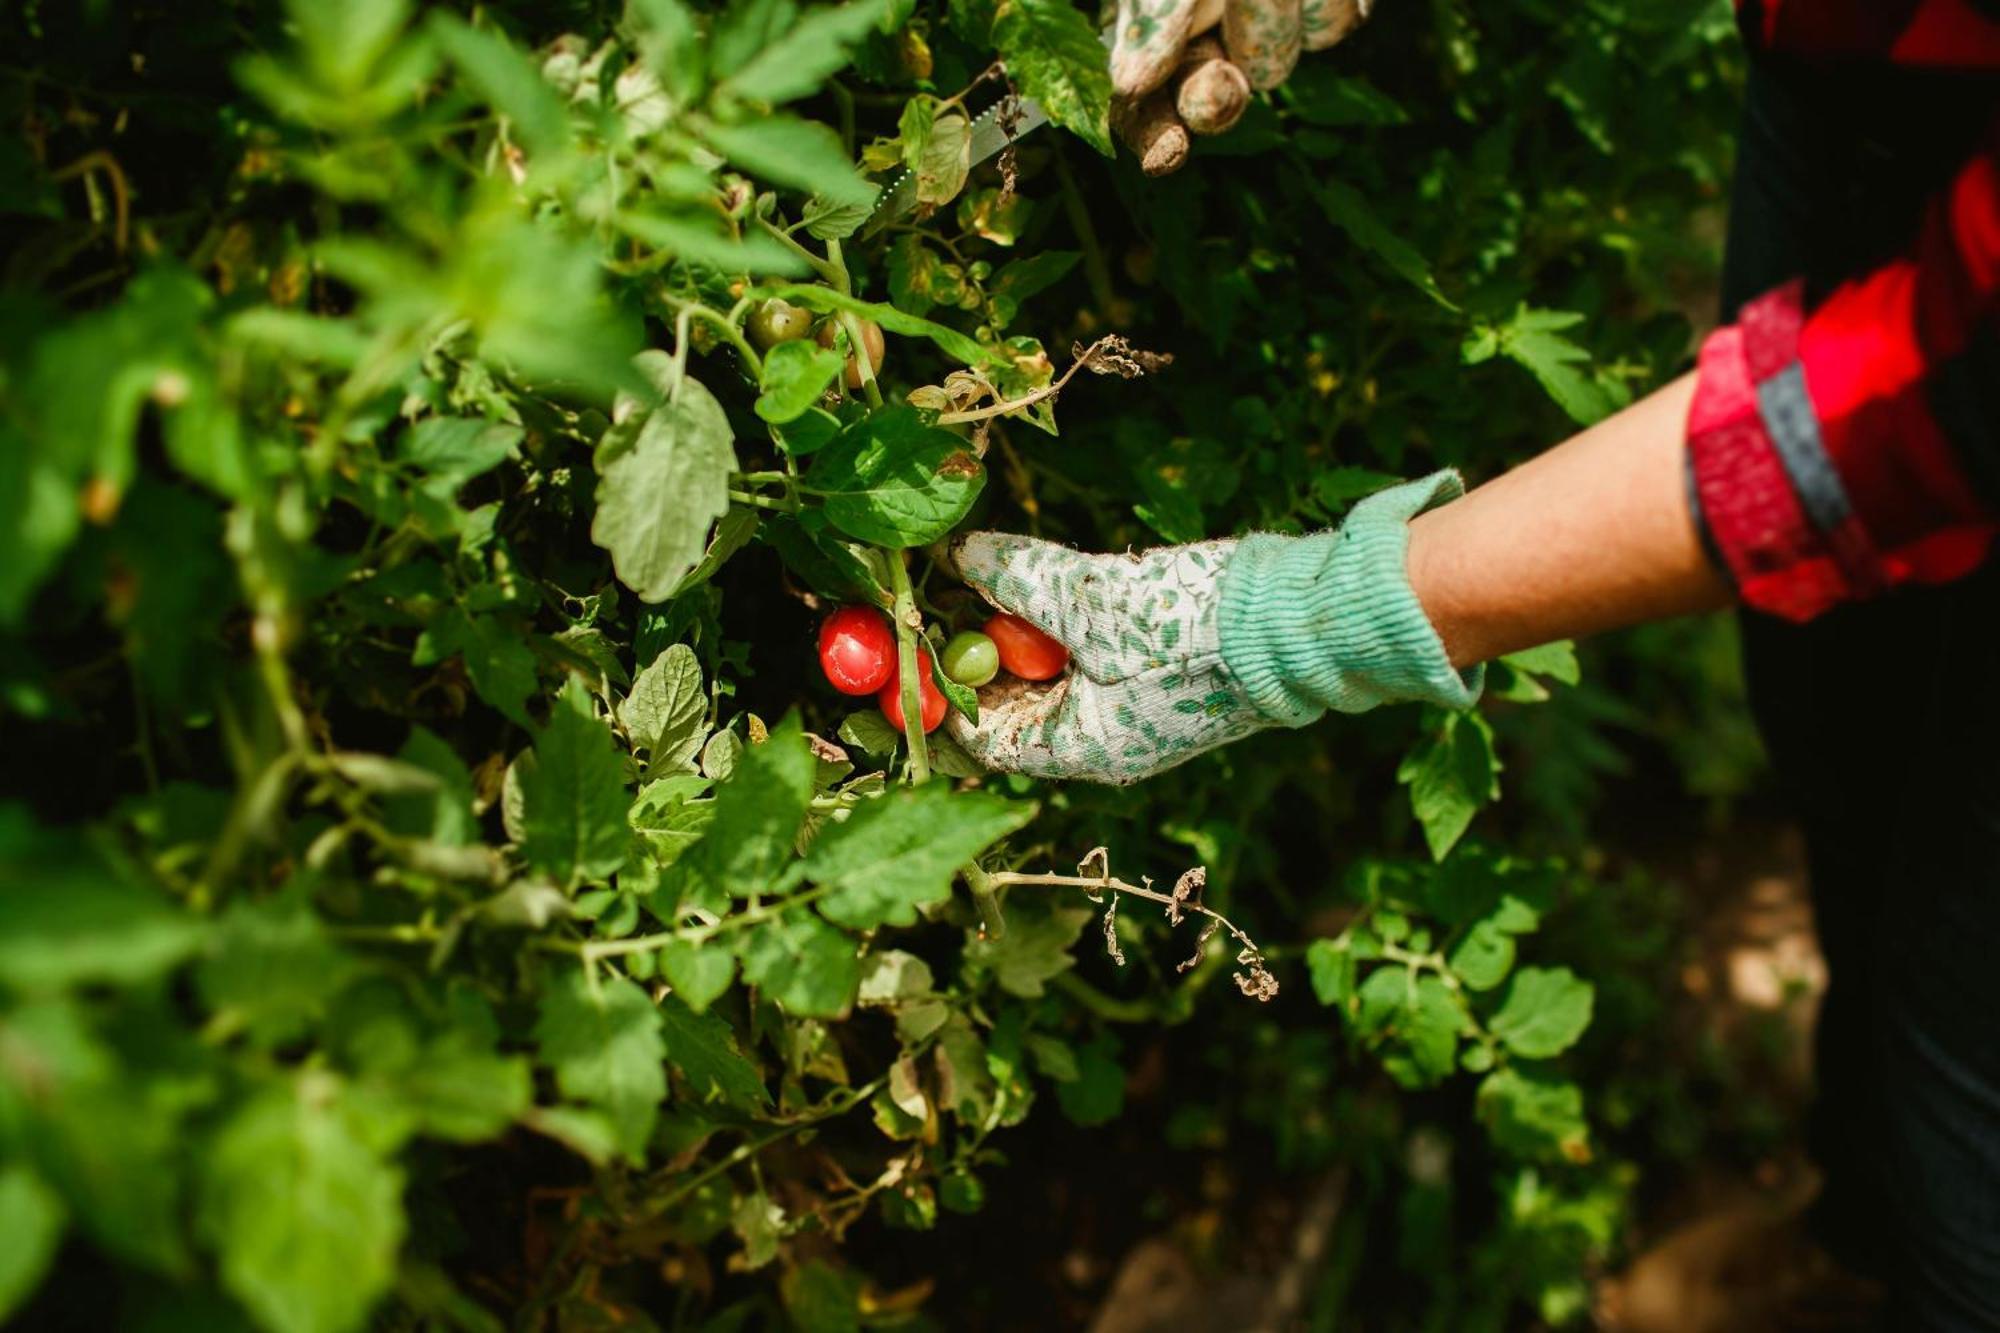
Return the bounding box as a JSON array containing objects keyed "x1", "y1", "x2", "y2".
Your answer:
[{"x1": 0, "y1": 0, "x2": 1755, "y2": 1329}]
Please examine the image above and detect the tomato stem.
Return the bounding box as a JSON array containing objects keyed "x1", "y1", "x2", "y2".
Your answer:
[
  {"x1": 657, "y1": 292, "x2": 763, "y2": 378},
  {"x1": 961, "y1": 861, "x2": 1005, "y2": 941},
  {"x1": 726, "y1": 488, "x2": 798, "y2": 513},
  {"x1": 888, "y1": 550, "x2": 931, "y2": 785}
]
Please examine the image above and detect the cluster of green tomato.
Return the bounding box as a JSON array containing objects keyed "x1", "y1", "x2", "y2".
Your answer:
[{"x1": 747, "y1": 297, "x2": 886, "y2": 389}]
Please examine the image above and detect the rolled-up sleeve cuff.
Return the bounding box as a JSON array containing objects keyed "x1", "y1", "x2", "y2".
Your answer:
[{"x1": 1684, "y1": 281, "x2": 1886, "y2": 623}]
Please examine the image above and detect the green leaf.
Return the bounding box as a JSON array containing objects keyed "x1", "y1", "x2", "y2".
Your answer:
[
  {"x1": 0, "y1": 809, "x2": 203, "y2": 993},
  {"x1": 1477, "y1": 1066, "x2": 1590, "y2": 1162},
  {"x1": 857, "y1": 949, "x2": 935, "y2": 1005},
  {"x1": 1315, "y1": 180, "x2": 1455, "y2": 309},
  {"x1": 733, "y1": 1191, "x2": 786, "y2": 1271},
  {"x1": 1472, "y1": 306, "x2": 1621, "y2": 426},
  {"x1": 225, "y1": 308, "x2": 368, "y2": 365},
  {"x1": 1358, "y1": 970, "x2": 1465, "y2": 1089},
  {"x1": 289, "y1": 0, "x2": 414, "y2": 92},
  {"x1": 991, "y1": 0, "x2": 1113, "y2": 155},
  {"x1": 520, "y1": 679, "x2": 632, "y2": 886},
  {"x1": 1423, "y1": 850, "x2": 1556, "y2": 933},
  {"x1": 657, "y1": 995, "x2": 770, "y2": 1111},
  {"x1": 782, "y1": 1259, "x2": 863, "y2": 1333},
  {"x1": 755, "y1": 338, "x2": 845, "y2": 423},
  {"x1": 393, "y1": 1038, "x2": 532, "y2": 1144},
  {"x1": 523, "y1": 1106, "x2": 622, "y2": 1165},
  {"x1": 428, "y1": 15, "x2": 570, "y2": 158},
  {"x1": 1446, "y1": 918, "x2": 1516, "y2": 992},
  {"x1": 1501, "y1": 640, "x2": 1581, "y2": 686},
  {"x1": 199, "y1": 1078, "x2": 405, "y2": 1333},
  {"x1": 887, "y1": 235, "x2": 945, "y2": 318},
  {"x1": 196, "y1": 900, "x2": 354, "y2": 1047},
  {"x1": 0, "y1": 1165, "x2": 64, "y2": 1322},
  {"x1": 1489, "y1": 966, "x2": 1595, "y2": 1059},
  {"x1": 806, "y1": 406, "x2": 986, "y2": 547},
  {"x1": 897, "y1": 95, "x2": 936, "y2": 172},
  {"x1": 915, "y1": 110, "x2": 972, "y2": 207},
  {"x1": 991, "y1": 247, "x2": 1079, "y2": 298},
  {"x1": 383, "y1": 726, "x2": 479, "y2": 846},
  {"x1": 736, "y1": 912, "x2": 860, "y2": 1017},
  {"x1": 534, "y1": 970, "x2": 666, "y2": 1163},
  {"x1": 838, "y1": 710, "x2": 901, "y2": 756},
  {"x1": 966, "y1": 896, "x2": 1090, "y2": 998},
  {"x1": 1396, "y1": 710, "x2": 1501, "y2": 860},
  {"x1": 930, "y1": 654, "x2": 979, "y2": 724},
  {"x1": 626, "y1": 0, "x2": 706, "y2": 102},
  {"x1": 1313, "y1": 466, "x2": 1402, "y2": 509},
  {"x1": 0, "y1": 1001, "x2": 189, "y2": 1273},
  {"x1": 720, "y1": 0, "x2": 888, "y2": 103},
  {"x1": 776, "y1": 406, "x2": 844, "y2": 457},
  {"x1": 413, "y1": 607, "x2": 539, "y2": 728},
  {"x1": 689, "y1": 715, "x2": 815, "y2": 894},
  {"x1": 808, "y1": 787, "x2": 1033, "y2": 928},
  {"x1": 1305, "y1": 937, "x2": 1357, "y2": 1008},
  {"x1": 656, "y1": 939, "x2": 738, "y2": 1011},
  {"x1": 711, "y1": 0, "x2": 804, "y2": 80},
  {"x1": 400, "y1": 417, "x2": 521, "y2": 483},
  {"x1": 620, "y1": 644, "x2": 707, "y2": 771},
  {"x1": 674, "y1": 504, "x2": 759, "y2": 597},
  {"x1": 630, "y1": 778, "x2": 717, "y2": 871},
  {"x1": 592, "y1": 371, "x2": 738, "y2": 603},
  {"x1": 615, "y1": 211, "x2": 812, "y2": 277},
  {"x1": 701, "y1": 117, "x2": 875, "y2": 207},
  {"x1": 803, "y1": 191, "x2": 875, "y2": 240}
]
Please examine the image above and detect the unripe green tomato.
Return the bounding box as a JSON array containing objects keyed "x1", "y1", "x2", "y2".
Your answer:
[
  {"x1": 940, "y1": 630, "x2": 999, "y2": 687},
  {"x1": 747, "y1": 299, "x2": 813, "y2": 350}
]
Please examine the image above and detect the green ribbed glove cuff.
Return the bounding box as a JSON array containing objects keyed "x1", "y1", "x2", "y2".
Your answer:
[{"x1": 1218, "y1": 471, "x2": 1483, "y2": 726}]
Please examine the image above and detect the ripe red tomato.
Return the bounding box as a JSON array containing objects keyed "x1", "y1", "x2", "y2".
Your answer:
[
  {"x1": 984, "y1": 612, "x2": 1069, "y2": 681},
  {"x1": 877, "y1": 653, "x2": 947, "y2": 733},
  {"x1": 818, "y1": 606, "x2": 895, "y2": 695}
]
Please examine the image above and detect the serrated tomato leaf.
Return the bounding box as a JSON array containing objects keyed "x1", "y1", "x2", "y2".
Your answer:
[{"x1": 806, "y1": 406, "x2": 985, "y2": 547}]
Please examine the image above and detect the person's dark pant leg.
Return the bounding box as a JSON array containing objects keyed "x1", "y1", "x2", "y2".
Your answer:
[{"x1": 1724, "y1": 61, "x2": 2000, "y2": 1330}]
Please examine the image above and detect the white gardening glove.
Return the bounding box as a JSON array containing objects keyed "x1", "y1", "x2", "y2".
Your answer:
[
  {"x1": 945, "y1": 474, "x2": 1481, "y2": 785},
  {"x1": 1110, "y1": 0, "x2": 1377, "y2": 174}
]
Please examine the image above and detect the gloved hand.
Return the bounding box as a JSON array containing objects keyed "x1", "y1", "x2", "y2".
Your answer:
[
  {"x1": 945, "y1": 472, "x2": 1482, "y2": 785},
  {"x1": 1109, "y1": 0, "x2": 1375, "y2": 175}
]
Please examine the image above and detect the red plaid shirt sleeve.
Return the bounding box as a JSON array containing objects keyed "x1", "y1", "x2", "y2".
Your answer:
[
  {"x1": 1686, "y1": 119, "x2": 2000, "y2": 620},
  {"x1": 1742, "y1": 0, "x2": 2000, "y2": 66}
]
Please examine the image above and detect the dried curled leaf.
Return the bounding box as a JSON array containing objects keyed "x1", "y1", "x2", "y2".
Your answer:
[{"x1": 1072, "y1": 335, "x2": 1174, "y2": 379}]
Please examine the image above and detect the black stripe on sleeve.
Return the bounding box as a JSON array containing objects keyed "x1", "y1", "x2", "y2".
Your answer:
[{"x1": 1757, "y1": 362, "x2": 1861, "y2": 540}]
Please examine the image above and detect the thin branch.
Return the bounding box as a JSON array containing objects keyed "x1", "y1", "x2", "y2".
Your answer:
[
  {"x1": 888, "y1": 550, "x2": 931, "y2": 784},
  {"x1": 758, "y1": 217, "x2": 840, "y2": 284},
  {"x1": 52, "y1": 150, "x2": 130, "y2": 253},
  {"x1": 987, "y1": 855, "x2": 1278, "y2": 1000},
  {"x1": 935, "y1": 335, "x2": 1165, "y2": 426}
]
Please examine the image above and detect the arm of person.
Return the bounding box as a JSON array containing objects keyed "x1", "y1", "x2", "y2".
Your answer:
[
  {"x1": 1407, "y1": 373, "x2": 1731, "y2": 670},
  {"x1": 1415, "y1": 109, "x2": 2000, "y2": 671}
]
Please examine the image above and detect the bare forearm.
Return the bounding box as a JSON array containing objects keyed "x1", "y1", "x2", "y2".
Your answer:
[{"x1": 1406, "y1": 372, "x2": 1732, "y2": 669}]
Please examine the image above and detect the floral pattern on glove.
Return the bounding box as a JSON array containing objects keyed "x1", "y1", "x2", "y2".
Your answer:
[{"x1": 945, "y1": 532, "x2": 1274, "y2": 785}]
